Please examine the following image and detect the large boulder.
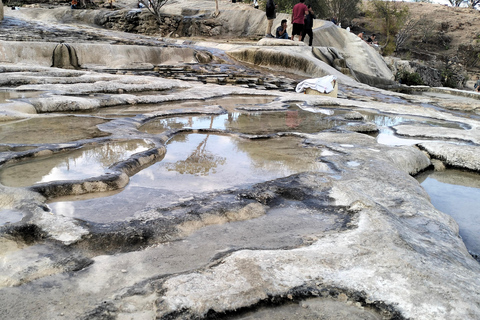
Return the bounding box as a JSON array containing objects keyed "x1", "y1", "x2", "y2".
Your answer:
[{"x1": 310, "y1": 22, "x2": 395, "y2": 86}]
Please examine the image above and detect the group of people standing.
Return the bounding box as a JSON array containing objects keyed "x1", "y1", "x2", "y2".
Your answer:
[{"x1": 265, "y1": 0, "x2": 315, "y2": 46}]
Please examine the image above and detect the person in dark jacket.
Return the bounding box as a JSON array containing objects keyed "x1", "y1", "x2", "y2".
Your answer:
[
  {"x1": 303, "y1": 5, "x2": 315, "y2": 46},
  {"x1": 265, "y1": 0, "x2": 277, "y2": 38},
  {"x1": 276, "y1": 19, "x2": 289, "y2": 39}
]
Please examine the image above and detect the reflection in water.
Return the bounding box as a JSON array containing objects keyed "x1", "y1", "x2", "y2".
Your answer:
[
  {"x1": 0, "y1": 90, "x2": 43, "y2": 103},
  {"x1": 416, "y1": 169, "x2": 480, "y2": 256},
  {"x1": 140, "y1": 133, "x2": 329, "y2": 192},
  {"x1": 0, "y1": 116, "x2": 109, "y2": 144},
  {"x1": 48, "y1": 134, "x2": 332, "y2": 222},
  {"x1": 166, "y1": 133, "x2": 226, "y2": 176},
  {"x1": 140, "y1": 106, "x2": 343, "y2": 135},
  {"x1": 0, "y1": 140, "x2": 152, "y2": 187},
  {"x1": 0, "y1": 209, "x2": 24, "y2": 226},
  {"x1": 362, "y1": 112, "x2": 466, "y2": 146}
]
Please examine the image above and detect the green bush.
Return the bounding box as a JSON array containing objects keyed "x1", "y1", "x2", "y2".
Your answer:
[
  {"x1": 382, "y1": 41, "x2": 396, "y2": 56},
  {"x1": 396, "y1": 69, "x2": 424, "y2": 86}
]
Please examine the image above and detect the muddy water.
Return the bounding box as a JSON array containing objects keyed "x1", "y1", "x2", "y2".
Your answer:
[
  {"x1": 47, "y1": 134, "x2": 332, "y2": 222},
  {"x1": 0, "y1": 140, "x2": 152, "y2": 187},
  {"x1": 0, "y1": 116, "x2": 109, "y2": 144},
  {"x1": 140, "y1": 106, "x2": 344, "y2": 135},
  {"x1": 416, "y1": 169, "x2": 480, "y2": 256}
]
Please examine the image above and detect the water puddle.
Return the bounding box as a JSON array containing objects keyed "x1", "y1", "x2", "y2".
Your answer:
[
  {"x1": 362, "y1": 112, "x2": 467, "y2": 146},
  {"x1": 416, "y1": 169, "x2": 480, "y2": 257},
  {"x1": 140, "y1": 106, "x2": 344, "y2": 135},
  {"x1": 68, "y1": 95, "x2": 277, "y2": 117},
  {"x1": 0, "y1": 209, "x2": 24, "y2": 226},
  {"x1": 230, "y1": 297, "x2": 383, "y2": 320},
  {"x1": 345, "y1": 88, "x2": 409, "y2": 105},
  {"x1": 0, "y1": 140, "x2": 153, "y2": 187},
  {"x1": 0, "y1": 90, "x2": 44, "y2": 103},
  {"x1": 47, "y1": 134, "x2": 332, "y2": 222},
  {"x1": 0, "y1": 116, "x2": 109, "y2": 144}
]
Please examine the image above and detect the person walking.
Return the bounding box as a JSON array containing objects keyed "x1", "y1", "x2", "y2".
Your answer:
[
  {"x1": 265, "y1": 0, "x2": 277, "y2": 38},
  {"x1": 303, "y1": 5, "x2": 315, "y2": 46},
  {"x1": 291, "y1": 0, "x2": 308, "y2": 41}
]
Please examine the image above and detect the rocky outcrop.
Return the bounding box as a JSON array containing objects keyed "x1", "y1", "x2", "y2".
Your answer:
[
  {"x1": 51, "y1": 43, "x2": 79, "y2": 69},
  {"x1": 0, "y1": 40, "x2": 199, "y2": 68},
  {"x1": 418, "y1": 142, "x2": 480, "y2": 172},
  {"x1": 229, "y1": 23, "x2": 394, "y2": 88},
  {"x1": 97, "y1": 9, "x2": 181, "y2": 36},
  {"x1": 311, "y1": 23, "x2": 395, "y2": 87}
]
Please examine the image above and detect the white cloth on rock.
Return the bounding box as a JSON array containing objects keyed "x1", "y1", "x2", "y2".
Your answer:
[{"x1": 295, "y1": 75, "x2": 337, "y2": 94}]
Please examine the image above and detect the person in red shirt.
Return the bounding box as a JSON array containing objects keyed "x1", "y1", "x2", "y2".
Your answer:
[{"x1": 291, "y1": 0, "x2": 308, "y2": 41}]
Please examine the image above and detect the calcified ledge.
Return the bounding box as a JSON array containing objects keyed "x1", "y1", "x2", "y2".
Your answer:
[{"x1": 0, "y1": 40, "x2": 201, "y2": 68}]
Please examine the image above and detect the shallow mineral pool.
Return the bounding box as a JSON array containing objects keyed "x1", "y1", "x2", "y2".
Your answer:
[
  {"x1": 0, "y1": 139, "x2": 153, "y2": 187},
  {"x1": 140, "y1": 106, "x2": 344, "y2": 135},
  {"x1": 47, "y1": 134, "x2": 332, "y2": 222},
  {"x1": 362, "y1": 112, "x2": 467, "y2": 146},
  {"x1": 416, "y1": 169, "x2": 480, "y2": 257},
  {"x1": 0, "y1": 209, "x2": 24, "y2": 226},
  {"x1": 230, "y1": 297, "x2": 383, "y2": 320},
  {"x1": 0, "y1": 116, "x2": 109, "y2": 144},
  {"x1": 0, "y1": 90, "x2": 44, "y2": 103}
]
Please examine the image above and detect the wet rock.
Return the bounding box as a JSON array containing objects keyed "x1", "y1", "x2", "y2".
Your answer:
[
  {"x1": 0, "y1": 242, "x2": 92, "y2": 288},
  {"x1": 336, "y1": 122, "x2": 378, "y2": 133},
  {"x1": 344, "y1": 111, "x2": 365, "y2": 121},
  {"x1": 257, "y1": 38, "x2": 307, "y2": 46},
  {"x1": 194, "y1": 50, "x2": 213, "y2": 63},
  {"x1": 394, "y1": 124, "x2": 479, "y2": 144},
  {"x1": 418, "y1": 142, "x2": 480, "y2": 172},
  {"x1": 432, "y1": 159, "x2": 446, "y2": 171},
  {"x1": 51, "y1": 43, "x2": 80, "y2": 69}
]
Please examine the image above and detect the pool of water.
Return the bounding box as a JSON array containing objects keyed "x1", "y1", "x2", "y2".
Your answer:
[
  {"x1": 0, "y1": 140, "x2": 153, "y2": 187},
  {"x1": 47, "y1": 134, "x2": 332, "y2": 222},
  {"x1": 140, "y1": 106, "x2": 345, "y2": 135},
  {"x1": 0, "y1": 116, "x2": 109, "y2": 144},
  {"x1": 362, "y1": 112, "x2": 467, "y2": 146},
  {"x1": 0, "y1": 90, "x2": 44, "y2": 103},
  {"x1": 416, "y1": 169, "x2": 480, "y2": 257},
  {"x1": 0, "y1": 209, "x2": 24, "y2": 226}
]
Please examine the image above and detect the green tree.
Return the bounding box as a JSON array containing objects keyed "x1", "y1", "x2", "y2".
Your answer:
[
  {"x1": 365, "y1": 0, "x2": 409, "y2": 55},
  {"x1": 322, "y1": 0, "x2": 361, "y2": 25}
]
